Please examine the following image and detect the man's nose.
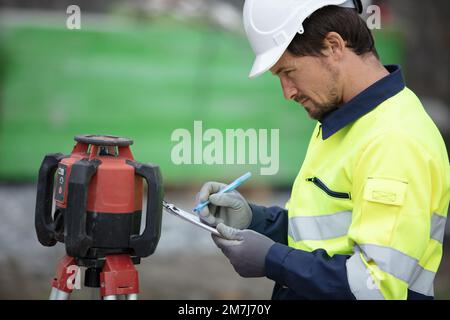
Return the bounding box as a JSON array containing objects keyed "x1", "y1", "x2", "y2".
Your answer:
[{"x1": 280, "y1": 78, "x2": 298, "y2": 101}]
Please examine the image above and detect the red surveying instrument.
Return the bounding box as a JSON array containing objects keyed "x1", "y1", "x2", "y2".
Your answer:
[{"x1": 35, "y1": 134, "x2": 163, "y2": 300}]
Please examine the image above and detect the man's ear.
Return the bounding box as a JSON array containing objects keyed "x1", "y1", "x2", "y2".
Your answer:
[{"x1": 321, "y1": 32, "x2": 346, "y2": 60}]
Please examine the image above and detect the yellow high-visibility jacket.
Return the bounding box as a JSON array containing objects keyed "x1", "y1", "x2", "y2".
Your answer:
[{"x1": 250, "y1": 65, "x2": 450, "y2": 300}]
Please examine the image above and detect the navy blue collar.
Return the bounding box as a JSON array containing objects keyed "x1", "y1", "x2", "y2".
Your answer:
[{"x1": 320, "y1": 65, "x2": 405, "y2": 140}]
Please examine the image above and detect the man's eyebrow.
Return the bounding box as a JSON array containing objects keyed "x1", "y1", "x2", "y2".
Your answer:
[{"x1": 272, "y1": 66, "x2": 287, "y2": 76}]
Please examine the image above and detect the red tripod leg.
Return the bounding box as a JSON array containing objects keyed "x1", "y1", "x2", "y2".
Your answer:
[
  {"x1": 100, "y1": 255, "x2": 139, "y2": 300},
  {"x1": 50, "y1": 255, "x2": 78, "y2": 300}
]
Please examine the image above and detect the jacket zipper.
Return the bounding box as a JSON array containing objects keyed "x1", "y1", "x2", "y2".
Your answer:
[{"x1": 306, "y1": 177, "x2": 351, "y2": 199}]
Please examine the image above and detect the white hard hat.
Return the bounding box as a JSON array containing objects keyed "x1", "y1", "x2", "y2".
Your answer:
[{"x1": 244, "y1": 0, "x2": 362, "y2": 78}]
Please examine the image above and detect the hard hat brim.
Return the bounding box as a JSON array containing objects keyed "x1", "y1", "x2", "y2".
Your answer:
[{"x1": 248, "y1": 45, "x2": 287, "y2": 79}]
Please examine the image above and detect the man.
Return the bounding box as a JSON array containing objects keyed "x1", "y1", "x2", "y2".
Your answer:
[{"x1": 197, "y1": 0, "x2": 450, "y2": 299}]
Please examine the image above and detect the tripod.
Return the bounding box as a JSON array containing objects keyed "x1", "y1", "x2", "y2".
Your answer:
[{"x1": 50, "y1": 254, "x2": 140, "y2": 300}]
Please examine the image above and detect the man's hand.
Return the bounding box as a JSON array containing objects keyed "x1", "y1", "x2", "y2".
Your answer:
[
  {"x1": 197, "y1": 181, "x2": 252, "y2": 229},
  {"x1": 212, "y1": 223, "x2": 275, "y2": 278}
]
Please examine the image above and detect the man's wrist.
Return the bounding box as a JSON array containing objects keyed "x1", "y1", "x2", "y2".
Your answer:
[
  {"x1": 265, "y1": 242, "x2": 294, "y2": 284},
  {"x1": 247, "y1": 204, "x2": 268, "y2": 229}
]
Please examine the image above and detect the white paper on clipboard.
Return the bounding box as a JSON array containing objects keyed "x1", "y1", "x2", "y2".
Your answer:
[{"x1": 162, "y1": 200, "x2": 220, "y2": 237}]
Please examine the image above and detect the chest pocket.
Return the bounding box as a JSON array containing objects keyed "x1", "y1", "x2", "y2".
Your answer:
[{"x1": 306, "y1": 177, "x2": 351, "y2": 200}]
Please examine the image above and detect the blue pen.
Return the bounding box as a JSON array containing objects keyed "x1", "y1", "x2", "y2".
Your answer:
[{"x1": 193, "y1": 172, "x2": 252, "y2": 213}]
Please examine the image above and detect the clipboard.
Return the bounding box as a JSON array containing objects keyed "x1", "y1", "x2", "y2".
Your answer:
[{"x1": 162, "y1": 200, "x2": 221, "y2": 237}]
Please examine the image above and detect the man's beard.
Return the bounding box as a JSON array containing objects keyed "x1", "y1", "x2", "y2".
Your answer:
[
  {"x1": 302, "y1": 97, "x2": 339, "y2": 120},
  {"x1": 295, "y1": 87, "x2": 340, "y2": 121},
  {"x1": 296, "y1": 64, "x2": 341, "y2": 121}
]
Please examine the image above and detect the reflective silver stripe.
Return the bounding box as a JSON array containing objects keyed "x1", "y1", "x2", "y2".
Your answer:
[
  {"x1": 288, "y1": 211, "x2": 352, "y2": 241},
  {"x1": 409, "y1": 265, "x2": 435, "y2": 297},
  {"x1": 359, "y1": 244, "x2": 435, "y2": 296},
  {"x1": 359, "y1": 244, "x2": 417, "y2": 283},
  {"x1": 430, "y1": 213, "x2": 447, "y2": 244},
  {"x1": 346, "y1": 250, "x2": 385, "y2": 300},
  {"x1": 288, "y1": 211, "x2": 446, "y2": 243},
  {"x1": 287, "y1": 209, "x2": 441, "y2": 296}
]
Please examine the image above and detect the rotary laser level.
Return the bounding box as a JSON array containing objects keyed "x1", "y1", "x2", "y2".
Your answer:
[{"x1": 35, "y1": 134, "x2": 163, "y2": 300}]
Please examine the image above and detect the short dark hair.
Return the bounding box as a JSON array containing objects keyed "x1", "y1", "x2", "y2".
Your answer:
[{"x1": 287, "y1": 6, "x2": 379, "y2": 58}]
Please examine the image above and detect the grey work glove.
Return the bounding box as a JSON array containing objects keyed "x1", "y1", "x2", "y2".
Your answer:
[
  {"x1": 197, "y1": 181, "x2": 252, "y2": 229},
  {"x1": 212, "y1": 223, "x2": 275, "y2": 278}
]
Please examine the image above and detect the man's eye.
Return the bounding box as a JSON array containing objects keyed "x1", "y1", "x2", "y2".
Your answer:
[{"x1": 285, "y1": 69, "x2": 295, "y2": 76}]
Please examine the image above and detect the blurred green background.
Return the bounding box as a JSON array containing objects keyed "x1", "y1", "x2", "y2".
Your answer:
[{"x1": 0, "y1": 11, "x2": 402, "y2": 186}]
